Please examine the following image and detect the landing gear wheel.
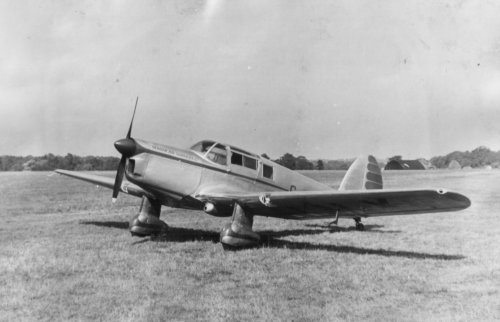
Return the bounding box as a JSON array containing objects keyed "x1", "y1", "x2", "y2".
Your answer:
[
  {"x1": 219, "y1": 204, "x2": 260, "y2": 250},
  {"x1": 221, "y1": 242, "x2": 240, "y2": 251},
  {"x1": 129, "y1": 214, "x2": 168, "y2": 237},
  {"x1": 129, "y1": 196, "x2": 167, "y2": 237},
  {"x1": 354, "y1": 217, "x2": 364, "y2": 231},
  {"x1": 355, "y1": 222, "x2": 365, "y2": 231}
]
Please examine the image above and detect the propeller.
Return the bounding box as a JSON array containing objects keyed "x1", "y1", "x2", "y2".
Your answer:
[{"x1": 112, "y1": 97, "x2": 139, "y2": 203}]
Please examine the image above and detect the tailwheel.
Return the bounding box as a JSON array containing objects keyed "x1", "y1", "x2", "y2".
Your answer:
[{"x1": 354, "y1": 217, "x2": 364, "y2": 231}]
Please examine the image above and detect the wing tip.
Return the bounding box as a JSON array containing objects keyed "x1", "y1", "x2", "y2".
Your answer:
[
  {"x1": 54, "y1": 169, "x2": 70, "y2": 175},
  {"x1": 443, "y1": 190, "x2": 471, "y2": 210}
]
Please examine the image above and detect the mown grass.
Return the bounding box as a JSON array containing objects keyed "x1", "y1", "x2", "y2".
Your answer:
[{"x1": 0, "y1": 170, "x2": 499, "y2": 321}]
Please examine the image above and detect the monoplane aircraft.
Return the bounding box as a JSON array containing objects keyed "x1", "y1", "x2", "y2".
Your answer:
[{"x1": 57, "y1": 100, "x2": 471, "y2": 249}]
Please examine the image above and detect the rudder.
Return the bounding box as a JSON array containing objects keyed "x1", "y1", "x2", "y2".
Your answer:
[{"x1": 339, "y1": 155, "x2": 383, "y2": 190}]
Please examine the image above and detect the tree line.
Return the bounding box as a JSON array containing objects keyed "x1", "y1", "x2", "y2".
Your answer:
[
  {"x1": 1, "y1": 152, "x2": 350, "y2": 171},
  {"x1": 273, "y1": 153, "x2": 353, "y2": 170},
  {"x1": 274, "y1": 146, "x2": 500, "y2": 171},
  {"x1": 430, "y1": 146, "x2": 500, "y2": 169},
  {"x1": 1, "y1": 146, "x2": 499, "y2": 171},
  {"x1": 0, "y1": 154, "x2": 119, "y2": 171}
]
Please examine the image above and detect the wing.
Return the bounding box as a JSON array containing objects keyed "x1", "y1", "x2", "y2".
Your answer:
[
  {"x1": 197, "y1": 189, "x2": 471, "y2": 220},
  {"x1": 55, "y1": 169, "x2": 148, "y2": 198}
]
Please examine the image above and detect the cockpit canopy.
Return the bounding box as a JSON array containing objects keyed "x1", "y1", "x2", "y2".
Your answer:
[
  {"x1": 190, "y1": 140, "x2": 255, "y2": 165},
  {"x1": 190, "y1": 140, "x2": 216, "y2": 154},
  {"x1": 190, "y1": 140, "x2": 226, "y2": 165},
  {"x1": 190, "y1": 140, "x2": 274, "y2": 179}
]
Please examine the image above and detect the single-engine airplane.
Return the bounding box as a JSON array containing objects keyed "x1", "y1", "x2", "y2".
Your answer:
[{"x1": 56, "y1": 100, "x2": 471, "y2": 249}]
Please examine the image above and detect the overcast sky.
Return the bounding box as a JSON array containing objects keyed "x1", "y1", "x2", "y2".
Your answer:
[{"x1": 1, "y1": 0, "x2": 500, "y2": 160}]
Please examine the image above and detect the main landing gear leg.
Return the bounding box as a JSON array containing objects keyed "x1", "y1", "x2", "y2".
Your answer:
[
  {"x1": 129, "y1": 196, "x2": 168, "y2": 237},
  {"x1": 354, "y1": 217, "x2": 364, "y2": 231},
  {"x1": 220, "y1": 203, "x2": 260, "y2": 250}
]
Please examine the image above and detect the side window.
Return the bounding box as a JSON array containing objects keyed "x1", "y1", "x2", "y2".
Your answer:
[
  {"x1": 206, "y1": 144, "x2": 227, "y2": 166},
  {"x1": 231, "y1": 152, "x2": 243, "y2": 165},
  {"x1": 263, "y1": 164, "x2": 273, "y2": 179},
  {"x1": 231, "y1": 152, "x2": 257, "y2": 171},
  {"x1": 243, "y1": 157, "x2": 257, "y2": 170}
]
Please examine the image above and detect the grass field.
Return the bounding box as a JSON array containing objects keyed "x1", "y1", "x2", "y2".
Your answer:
[{"x1": 1, "y1": 170, "x2": 499, "y2": 321}]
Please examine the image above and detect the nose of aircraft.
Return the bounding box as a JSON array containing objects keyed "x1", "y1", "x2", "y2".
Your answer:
[{"x1": 114, "y1": 138, "x2": 136, "y2": 157}]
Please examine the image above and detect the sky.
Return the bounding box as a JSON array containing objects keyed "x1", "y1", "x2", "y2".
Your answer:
[{"x1": 1, "y1": 0, "x2": 500, "y2": 160}]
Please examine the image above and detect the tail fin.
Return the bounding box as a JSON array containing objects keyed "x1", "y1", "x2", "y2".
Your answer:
[{"x1": 339, "y1": 155, "x2": 383, "y2": 191}]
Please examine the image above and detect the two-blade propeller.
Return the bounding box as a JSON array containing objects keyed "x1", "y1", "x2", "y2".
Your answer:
[{"x1": 112, "y1": 97, "x2": 139, "y2": 202}]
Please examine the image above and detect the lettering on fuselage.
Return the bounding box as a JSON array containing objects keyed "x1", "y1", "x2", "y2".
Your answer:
[{"x1": 151, "y1": 144, "x2": 198, "y2": 162}]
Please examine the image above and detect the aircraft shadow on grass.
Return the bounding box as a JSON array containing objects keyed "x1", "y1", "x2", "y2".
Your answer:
[
  {"x1": 81, "y1": 220, "x2": 129, "y2": 229},
  {"x1": 80, "y1": 220, "x2": 464, "y2": 260}
]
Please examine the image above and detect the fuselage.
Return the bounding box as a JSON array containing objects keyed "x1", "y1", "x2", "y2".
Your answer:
[{"x1": 124, "y1": 139, "x2": 331, "y2": 216}]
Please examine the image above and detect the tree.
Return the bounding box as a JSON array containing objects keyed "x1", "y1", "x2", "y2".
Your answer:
[
  {"x1": 274, "y1": 153, "x2": 315, "y2": 170},
  {"x1": 295, "y1": 156, "x2": 313, "y2": 170},
  {"x1": 64, "y1": 153, "x2": 76, "y2": 169},
  {"x1": 325, "y1": 159, "x2": 353, "y2": 170},
  {"x1": 275, "y1": 153, "x2": 297, "y2": 170},
  {"x1": 316, "y1": 159, "x2": 324, "y2": 170}
]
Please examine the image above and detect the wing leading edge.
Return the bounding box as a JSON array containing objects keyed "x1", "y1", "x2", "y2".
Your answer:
[
  {"x1": 55, "y1": 169, "x2": 148, "y2": 198},
  {"x1": 197, "y1": 189, "x2": 471, "y2": 220}
]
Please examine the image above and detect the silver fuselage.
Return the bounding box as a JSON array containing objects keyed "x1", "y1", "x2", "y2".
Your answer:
[{"x1": 124, "y1": 139, "x2": 331, "y2": 215}]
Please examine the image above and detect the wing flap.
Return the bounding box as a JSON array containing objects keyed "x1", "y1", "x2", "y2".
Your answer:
[
  {"x1": 197, "y1": 189, "x2": 471, "y2": 220},
  {"x1": 55, "y1": 169, "x2": 147, "y2": 198}
]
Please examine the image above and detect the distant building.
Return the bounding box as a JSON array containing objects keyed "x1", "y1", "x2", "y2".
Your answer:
[
  {"x1": 417, "y1": 158, "x2": 435, "y2": 170},
  {"x1": 384, "y1": 159, "x2": 426, "y2": 170}
]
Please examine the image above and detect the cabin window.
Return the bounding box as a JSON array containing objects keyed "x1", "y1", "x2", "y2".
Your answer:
[
  {"x1": 231, "y1": 152, "x2": 243, "y2": 165},
  {"x1": 231, "y1": 146, "x2": 254, "y2": 157},
  {"x1": 263, "y1": 164, "x2": 273, "y2": 179},
  {"x1": 243, "y1": 156, "x2": 257, "y2": 170},
  {"x1": 231, "y1": 152, "x2": 257, "y2": 170},
  {"x1": 206, "y1": 144, "x2": 227, "y2": 166}
]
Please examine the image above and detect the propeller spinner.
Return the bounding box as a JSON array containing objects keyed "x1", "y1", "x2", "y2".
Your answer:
[{"x1": 112, "y1": 97, "x2": 139, "y2": 202}]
